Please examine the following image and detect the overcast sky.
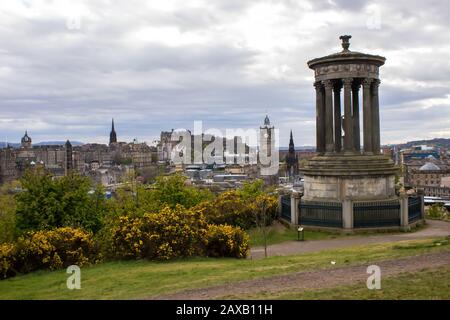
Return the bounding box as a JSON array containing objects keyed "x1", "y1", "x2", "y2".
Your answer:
[{"x1": 0, "y1": 0, "x2": 449, "y2": 147}]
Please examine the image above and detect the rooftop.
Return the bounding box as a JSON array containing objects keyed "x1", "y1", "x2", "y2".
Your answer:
[
  {"x1": 307, "y1": 35, "x2": 386, "y2": 69},
  {"x1": 419, "y1": 162, "x2": 441, "y2": 171}
]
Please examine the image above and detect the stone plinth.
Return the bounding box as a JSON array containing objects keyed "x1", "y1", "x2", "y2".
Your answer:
[
  {"x1": 303, "y1": 175, "x2": 395, "y2": 201},
  {"x1": 302, "y1": 153, "x2": 397, "y2": 201}
]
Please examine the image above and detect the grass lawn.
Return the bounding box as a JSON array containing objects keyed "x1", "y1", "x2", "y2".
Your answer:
[
  {"x1": 237, "y1": 266, "x2": 450, "y2": 300},
  {"x1": 248, "y1": 224, "x2": 341, "y2": 247},
  {"x1": 247, "y1": 221, "x2": 426, "y2": 247},
  {"x1": 0, "y1": 237, "x2": 449, "y2": 300}
]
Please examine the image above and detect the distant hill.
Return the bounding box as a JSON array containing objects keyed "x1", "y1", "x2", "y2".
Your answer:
[
  {"x1": 279, "y1": 146, "x2": 315, "y2": 151},
  {"x1": 0, "y1": 141, "x2": 84, "y2": 148},
  {"x1": 394, "y1": 138, "x2": 450, "y2": 149},
  {"x1": 34, "y1": 141, "x2": 84, "y2": 146},
  {"x1": 0, "y1": 142, "x2": 20, "y2": 148}
]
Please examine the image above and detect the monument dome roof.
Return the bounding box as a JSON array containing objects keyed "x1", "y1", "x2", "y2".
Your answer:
[
  {"x1": 307, "y1": 35, "x2": 386, "y2": 69},
  {"x1": 419, "y1": 162, "x2": 441, "y2": 171}
]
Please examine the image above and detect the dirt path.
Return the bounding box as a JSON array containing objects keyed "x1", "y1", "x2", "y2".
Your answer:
[
  {"x1": 154, "y1": 251, "x2": 450, "y2": 300},
  {"x1": 250, "y1": 219, "x2": 450, "y2": 259}
]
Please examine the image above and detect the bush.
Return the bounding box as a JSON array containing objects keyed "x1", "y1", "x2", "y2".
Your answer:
[
  {"x1": 426, "y1": 203, "x2": 448, "y2": 220},
  {"x1": 111, "y1": 205, "x2": 207, "y2": 260},
  {"x1": 15, "y1": 168, "x2": 106, "y2": 234},
  {"x1": 150, "y1": 174, "x2": 214, "y2": 209},
  {"x1": 110, "y1": 215, "x2": 145, "y2": 259},
  {"x1": 106, "y1": 174, "x2": 214, "y2": 218},
  {"x1": 0, "y1": 243, "x2": 16, "y2": 279},
  {"x1": 0, "y1": 227, "x2": 97, "y2": 279},
  {"x1": 196, "y1": 191, "x2": 278, "y2": 230},
  {"x1": 250, "y1": 194, "x2": 279, "y2": 226},
  {"x1": 196, "y1": 191, "x2": 254, "y2": 229},
  {"x1": 204, "y1": 224, "x2": 249, "y2": 258},
  {"x1": 0, "y1": 194, "x2": 16, "y2": 244},
  {"x1": 110, "y1": 205, "x2": 250, "y2": 260}
]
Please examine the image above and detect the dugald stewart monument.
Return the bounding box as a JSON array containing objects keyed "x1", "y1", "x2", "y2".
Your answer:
[{"x1": 296, "y1": 35, "x2": 423, "y2": 230}]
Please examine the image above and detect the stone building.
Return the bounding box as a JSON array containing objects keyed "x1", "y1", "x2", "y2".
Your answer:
[
  {"x1": 21, "y1": 131, "x2": 32, "y2": 149},
  {"x1": 407, "y1": 162, "x2": 448, "y2": 187},
  {"x1": 0, "y1": 146, "x2": 17, "y2": 183},
  {"x1": 65, "y1": 140, "x2": 73, "y2": 175},
  {"x1": 0, "y1": 131, "x2": 70, "y2": 183},
  {"x1": 404, "y1": 156, "x2": 449, "y2": 185},
  {"x1": 157, "y1": 129, "x2": 176, "y2": 162},
  {"x1": 258, "y1": 115, "x2": 278, "y2": 184},
  {"x1": 0, "y1": 122, "x2": 158, "y2": 185},
  {"x1": 260, "y1": 115, "x2": 274, "y2": 158}
]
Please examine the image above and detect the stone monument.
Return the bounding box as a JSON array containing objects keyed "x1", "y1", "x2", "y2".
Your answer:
[
  {"x1": 303, "y1": 34, "x2": 398, "y2": 202},
  {"x1": 296, "y1": 35, "x2": 420, "y2": 230}
]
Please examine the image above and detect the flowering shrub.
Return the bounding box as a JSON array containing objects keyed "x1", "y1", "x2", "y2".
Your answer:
[
  {"x1": 195, "y1": 191, "x2": 278, "y2": 229},
  {"x1": 111, "y1": 205, "x2": 207, "y2": 260},
  {"x1": 0, "y1": 227, "x2": 96, "y2": 279},
  {"x1": 110, "y1": 216, "x2": 144, "y2": 259},
  {"x1": 426, "y1": 203, "x2": 448, "y2": 220},
  {"x1": 0, "y1": 243, "x2": 16, "y2": 279},
  {"x1": 204, "y1": 224, "x2": 249, "y2": 258},
  {"x1": 111, "y1": 205, "x2": 249, "y2": 260}
]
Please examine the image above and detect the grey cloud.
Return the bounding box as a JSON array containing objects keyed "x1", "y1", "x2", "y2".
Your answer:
[{"x1": 0, "y1": 0, "x2": 449, "y2": 147}]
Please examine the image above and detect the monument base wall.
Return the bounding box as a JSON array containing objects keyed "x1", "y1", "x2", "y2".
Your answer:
[{"x1": 303, "y1": 175, "x2": 396, "y2": 201}]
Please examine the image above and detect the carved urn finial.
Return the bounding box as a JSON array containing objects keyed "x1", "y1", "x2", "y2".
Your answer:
[{"x1": 339, "y1": 35, "x2": 352, "y2": 52}]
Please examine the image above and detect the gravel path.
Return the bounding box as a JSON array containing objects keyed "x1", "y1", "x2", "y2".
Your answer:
[
  {"x1": 155, "y1": 251, "x2": 450, "y2": 300},
  {"x1": 250, "y1": 219, "x2": 450, "y2": 259}
]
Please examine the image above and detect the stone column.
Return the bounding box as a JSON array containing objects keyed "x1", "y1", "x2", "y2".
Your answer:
[
  {"x1": 371, "y1": 79, "x2": 381, "y2": 154},
  {"x1": 314, "y1": 82, "x2": 325, "y2": 154},
  {"x1": 352, "y1": 81, "x2": 361, "y2": 152},
  {"x1": 362, "y1": 78, "x2": 373, "y2": 154},
  {"x1": 334, "y1": 82, "x2": 342, "y2": 152},
  {"x1": 291, "y1": 192, "x2": 302, "y2": 225},
  {"x1": 342, "y1": 198, "x2": 353, "y2": 230},
  {"x1": 399, "y1": 193, "x2": 409, "y2": 229},
  {"x1": 323, "y1": 80, "x2": 334, "y2": 153},
  {"x1": 343, "y1": 78, "x2": 353, "y2": 152}
]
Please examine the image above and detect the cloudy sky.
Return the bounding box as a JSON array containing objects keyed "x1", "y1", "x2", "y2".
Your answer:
[{"x1": 0, "y1": 0, "x2": 449, "y2": 147}]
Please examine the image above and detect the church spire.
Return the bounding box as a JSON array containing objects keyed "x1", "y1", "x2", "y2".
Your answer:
[
  {"x1": 286, "y1": 130, "x2": 298, "y2": 178},
  {"x1": 289, "y1": 130, "x2": 295, "y2": 151},
  {"x1": 109, "y1": 118, "x2": 117, "y2": 145}
]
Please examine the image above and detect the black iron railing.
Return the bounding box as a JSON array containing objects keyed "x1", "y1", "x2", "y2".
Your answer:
[
  {"x1": 280, "y1": 195, "x2": 291, "y2": 221},
  {"x1": 299, "y1": 201, "x2": 343, "y2": 228},
  {"x1": 353, "y1": 200, "x2": 400, "y2": 228},
  {"x1": 408, "y1": 197, "x2": 422, "y2": 223}
]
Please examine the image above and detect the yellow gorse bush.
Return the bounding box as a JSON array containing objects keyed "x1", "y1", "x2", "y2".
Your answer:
[
  {"x1": 195, "y1": 191, "x2": 279, "y2": 229},
  {"x1": 112, "y1": 205, "x2": 208, "y2": 260},
  {"x1": 0, "y1": 243, "x2": 16, "y2": 279},
  {"x1": 0, "y1": 227, "x2": 96, "y2": 280},
  {"x1": 111, "y1": 205, "x2": 249, "y2": 260},
  {"x1": 204, "y1": 224, "x2": 249, "y2": 258}
]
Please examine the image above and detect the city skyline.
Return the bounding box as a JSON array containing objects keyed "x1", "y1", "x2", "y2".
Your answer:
[{"x1": 0, "y1": 1, "x2": 450, "y2": 146}]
